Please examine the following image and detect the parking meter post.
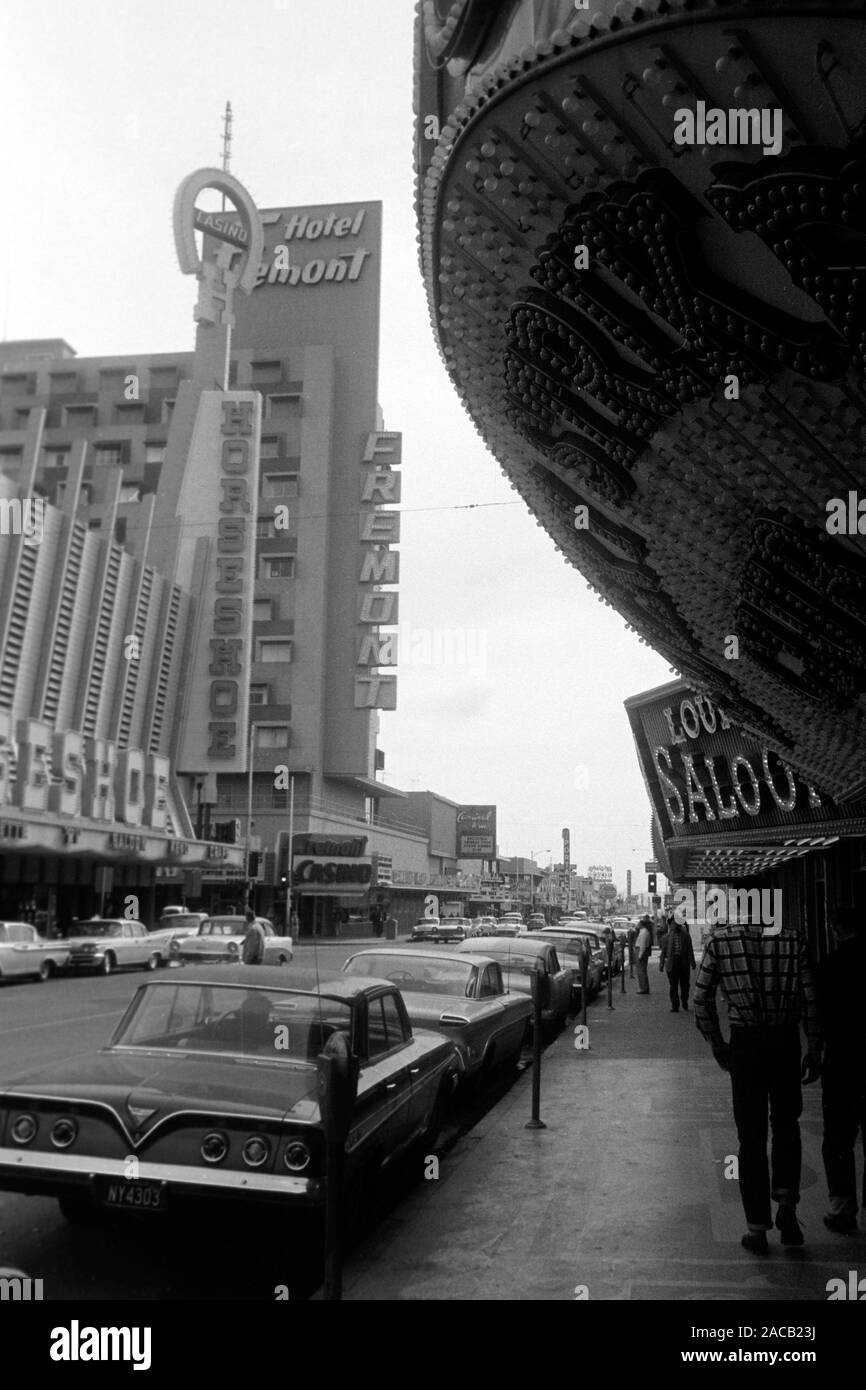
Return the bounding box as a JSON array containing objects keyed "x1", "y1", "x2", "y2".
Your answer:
[
  {"x1": 317, "y1": 1036, "x2": 360, "y2": 1302},
  {"x1": 580, "y1": 946, "x2": 588, "y2": 1029},
  {"x1": 525, "y1": 968, "x2": 546, "y2": 1131},
  {"x1": 606, "y1": 937, "x2": 614, "y2": 1010},
  {"x1": 620, "y1": 940, "x2": 626, "y2": 993}
]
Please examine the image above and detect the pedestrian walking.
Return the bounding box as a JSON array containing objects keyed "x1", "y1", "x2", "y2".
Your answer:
[
  {"x1": 659, "y1": 908, "x2": 697, "y2": 1011},
  {"x1": 693, "y1": 917, "x2": 821, "y2": 1254},
  {"x1": 635, "y1": 914, "x2": 653, "y2": 994},
  {"x1": 818, "y1": 905, "x2": 866, "y2": 1233},
  {"x1": 241, "y1": 908, "x2": 266, "y2": 965}
]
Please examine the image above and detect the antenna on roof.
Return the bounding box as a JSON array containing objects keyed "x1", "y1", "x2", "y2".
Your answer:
[{"x1": 220, "y1": 101, "x2": 233, "y2": 210}]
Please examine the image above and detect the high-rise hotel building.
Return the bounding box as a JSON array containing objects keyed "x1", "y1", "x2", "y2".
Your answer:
[{"x1": 0, "y1": 194, "x2": 427, "y2": 936}]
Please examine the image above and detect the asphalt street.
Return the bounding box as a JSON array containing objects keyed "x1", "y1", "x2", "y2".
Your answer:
[{"x1": 0, "y1": 941, "x2": 538, "y2": 1300}]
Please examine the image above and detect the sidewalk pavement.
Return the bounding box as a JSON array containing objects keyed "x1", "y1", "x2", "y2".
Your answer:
[{"x1": 340, "y1": 952, "x2": 864, "y2": 1301}]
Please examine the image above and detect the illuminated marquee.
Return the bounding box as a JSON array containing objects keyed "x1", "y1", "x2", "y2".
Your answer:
[{"x1": 355, "y1": 431, "x2": 401, "y2": 710}]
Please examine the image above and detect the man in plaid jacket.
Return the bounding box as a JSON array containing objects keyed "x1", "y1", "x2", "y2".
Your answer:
[{"x1": 693, "y1": 917, "x2": 821, "y2": 1255}]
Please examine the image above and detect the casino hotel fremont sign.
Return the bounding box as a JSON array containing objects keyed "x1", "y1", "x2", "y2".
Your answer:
[{"x1": 171, "y1": 168, "x2": 264, "y2": 774}]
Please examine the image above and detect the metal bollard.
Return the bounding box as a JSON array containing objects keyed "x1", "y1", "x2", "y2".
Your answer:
[
  {"x1": 525, "y1": 968, "x2": 547, "y2": 1130},
  {"x1": 317, "y1": 1035, "x2": 359, "y2": 1301},
  {"x1": 580, "y1": 944, "x2": 589, "y2": 1030},
  {"x1": 606, "y1": 934, "x2": 614, "y2": 1010}
]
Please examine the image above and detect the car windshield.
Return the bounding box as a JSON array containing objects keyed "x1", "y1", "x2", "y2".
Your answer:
[
  {"x1": 113, "y1": 983, "x2": 352, "y2": 1063},
  {"x1": 68, "y1": 921, "x2": 119, "y2": 937},
  {"x1": 483, "y1": 947, "x2": 547, "y2": 972},
  {"x1": 153, "y1": 915, "x2": 202, "y2": 932},
  {"x1": 199, "y1": 919, "x2": 244, "y2": 937},
  {"x1": 346, "y1": 955, "x2": 476, "y2": 996}
]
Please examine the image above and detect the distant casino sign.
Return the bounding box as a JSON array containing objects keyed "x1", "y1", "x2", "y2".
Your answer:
[{"x1": 457, "y1": 805, "x2": 497, "y2": 858}]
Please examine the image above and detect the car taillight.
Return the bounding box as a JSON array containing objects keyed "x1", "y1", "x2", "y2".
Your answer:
[
  {"x1": 51, "y1": 1117, "x2": 78, "y2": 1149},
  {"x1": 283, "y1": 1140, "x2": 311, "y2": 1173},
  {"x1": 243, "y1": 1136, "x2": 270, "y2": 1168},
  {"x1": 201, "y1": 1131, "x2": 229, "y2": 1164},
  {"x1": 11, "y1": 1113, "x2": 37, "y2": 1145}
]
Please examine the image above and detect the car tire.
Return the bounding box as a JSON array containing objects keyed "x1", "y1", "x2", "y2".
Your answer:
[
  {"x1": 100, "y1": 953, "x2": 115, "y2": 976},
  {"x1": 146, "y1": 953, "x2": 160, "y2": 971},
  {"x1": 38, "y1": 959, "x2": 54, "y2": 982}
]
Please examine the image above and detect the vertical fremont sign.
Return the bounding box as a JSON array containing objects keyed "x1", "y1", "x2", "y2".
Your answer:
[{"x1": 175, "y1": 391, "x2": 262, "y2": 773}]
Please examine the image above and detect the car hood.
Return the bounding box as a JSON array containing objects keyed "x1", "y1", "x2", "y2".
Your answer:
[
  {"x1": 65, "y1": 935, "x2": 120, "y2": 948},
  {"x1": 0, "y1": 1049, "x2": 321, "y2": 1133}
]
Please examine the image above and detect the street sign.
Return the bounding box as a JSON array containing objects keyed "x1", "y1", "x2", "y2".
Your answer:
[{"x1": 644, "y1": 860, "x2": 660, "y2": 873}]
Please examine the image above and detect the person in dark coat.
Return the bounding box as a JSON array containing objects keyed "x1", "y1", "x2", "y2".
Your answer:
[
  {"x1": 818, "y1": 905, "x2": 866, "y2": 1233},
  {"x1": 241, "y1": 909, "x2": 266, "y2": 965},
  {"x1": 659, "y1": 909, "x2": 697, "y2": 1011}
]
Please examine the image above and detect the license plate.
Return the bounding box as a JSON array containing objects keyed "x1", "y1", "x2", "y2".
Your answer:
[{"x1": 97, "y1": 1179, "x2": 167, "y2": 1211}]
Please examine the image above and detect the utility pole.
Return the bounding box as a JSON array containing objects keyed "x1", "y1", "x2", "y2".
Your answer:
[{"x1": 220, "y1": 100, "x2": 233, "y2": 210}]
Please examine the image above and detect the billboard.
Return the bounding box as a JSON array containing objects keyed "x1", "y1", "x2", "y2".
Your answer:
[
  {"x1": 562, "y1": 827, "x2": 570, "y2": 874},
  {"x1": 456, "y1": 805, "x2": 497, "y2": 858}
]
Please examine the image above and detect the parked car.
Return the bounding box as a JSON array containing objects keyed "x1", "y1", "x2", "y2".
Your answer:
[
  {"x1": 539, "y1": 926, "x2": 604, "y2": 1000},
  {"x1": 0, "y1": 922, "x2": 70, "y2": 983},
  {"x1": 472, "y1": 916, "x2": 498, "y2": 936},
  {"x1": 65, "y1": 919, "x2": 161, "y2": 976},
  {"x1": 492, "y1": 914, "x2": 525, "y2": 938},
  {"x1": 174, "y1": 917, "x2": 293, "y2": 966},
  {"x1": 342, "y1": 948, "x2": 532, "y2": 1081},
  {"x1": 527, "y1": 913, "x2": 546, "y2": 931},
  {"x1": 456, "y1": 936, "x2": 572, "y2": 1029},
  {"x1": 430, "y1": 919, "x2": 467, "y2": 944},
  {"x1": 0, "y1": 966, "x2": 462, "y2": 1223},
  {"x1": 147, "y1": 913, "x2": 208, "y2": 965},
  {"x1": 410, "y1": 917, "x2": 440, "y2": 942},
  {"x1": 539, "y1": 928, "x2": 606, "y2": 995}
]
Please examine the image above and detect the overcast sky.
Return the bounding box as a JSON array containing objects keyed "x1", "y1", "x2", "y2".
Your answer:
[{"x1": 0, "y1": 0, "x2": 674, "y2": 890}]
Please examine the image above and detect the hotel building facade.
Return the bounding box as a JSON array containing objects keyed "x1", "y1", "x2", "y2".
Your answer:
[{"x1": 0, "y1": 191, "x2": 475, "y2": 936}]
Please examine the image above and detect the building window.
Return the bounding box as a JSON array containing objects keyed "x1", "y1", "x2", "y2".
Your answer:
[
  {"x1": 253, "y1": 600, "x2": 272, "y2": 622},
  {"x1": 261, "y1": 556, "x2": 295, "y2": 580},
  {"x1": 250, "y1": 684, "x2": 270, "y2": 705},
  {"x1": 95, "y1": 445, "x2": 125, "y2": 468},
  {"x1": 0, "y1": 448, "x2": 22, "y2": 476},
  {"x1": 150, "y1": 368, "x2": 179, "y2": 389},
  {"x1": 44, "y1": 448, "x2": 70, "y2": 468},
  {"x1": 255, "y1": 638, "x2": 293, "y2": 663},
  {"x1": 145, "y1": 444, "x2": 166, "y2": 465},
  {"x1": 253, "y1": 724, "x2": 290, "y2": 748},
  {"x1": 252, "y1": 361, "x2": 284, "y2": 386},
  {"x1": 62, "y1": 404, "x2": 98, "y2": 426},
  {"x1": 119, "y1": 485, "x2": 140, "y2": 504},
  {"x1": 50, "y1": 373, "x2": 79, "y2": 394},
  {"x1": 260, "y1": 437, "x2": 283, "y2": 461},
  {"x1": 266, "y1": 394, "x2": 301, "y2": 420},
  {"x1": 263, "y1": 473, "x2": 298, "y2": 498},
  {"x1": 255, "y1": 517, "x2": 277, "y2": 539}
]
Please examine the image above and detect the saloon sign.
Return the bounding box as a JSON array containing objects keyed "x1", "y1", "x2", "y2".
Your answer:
[{"x1": 626, "y1": 681, "x2": 866, "y2": 852}]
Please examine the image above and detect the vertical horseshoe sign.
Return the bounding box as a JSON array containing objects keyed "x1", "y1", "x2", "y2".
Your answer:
[{"x1": 172, "y1": 167, "x2": 264, "y2": 341}]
